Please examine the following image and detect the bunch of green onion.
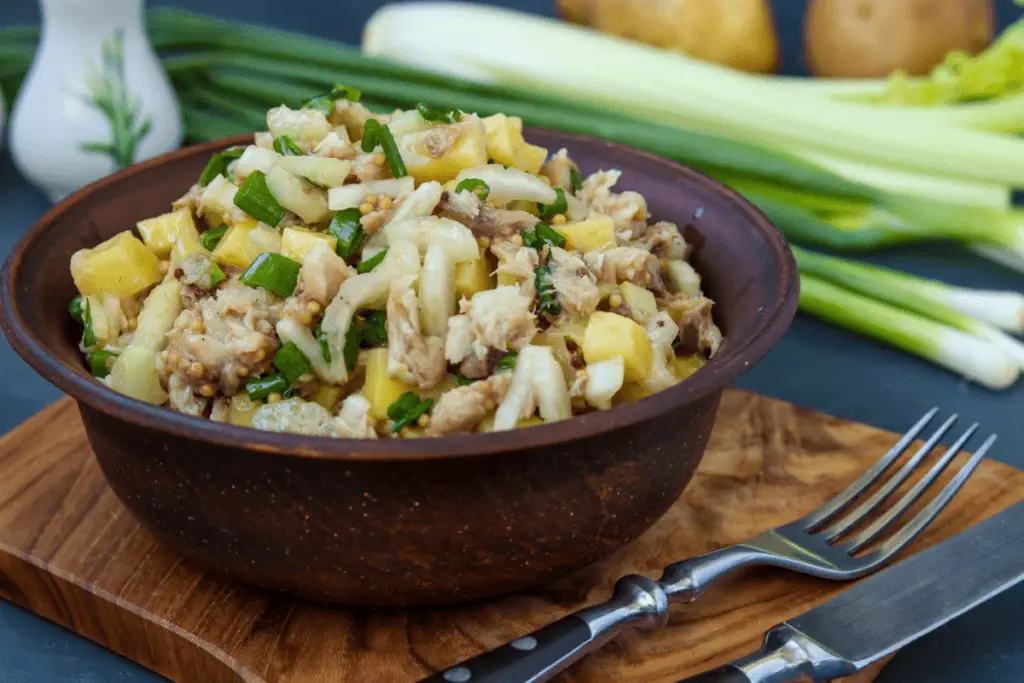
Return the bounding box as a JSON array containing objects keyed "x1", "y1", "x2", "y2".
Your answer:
[{"x1": 5, "y1": 8, "x2": 1024, "y2": 388}]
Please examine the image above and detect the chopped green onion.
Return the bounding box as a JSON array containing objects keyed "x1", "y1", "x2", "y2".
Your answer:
[
  {"x1": 343, "y1": 323, "x2": 362, "y2": 372},
  {"x1": 362, "y1": 310, "x2": 388, "y2": 345},
  {"x1": 671, "y1": 338, "x2": 682, "y2": 354},
  {"x1": 356, "y1": 248, "x2": 388, "y2": 274},
  {"x1": 207, "y1": 262, "x2": 227, "y2": 289},
  {"x1": 315, "y1": 323, "x2": 331, "y2": 363},
  {"x1": 416, "y1": 102, "x2": 462, "y2": 123},
  {"x1": 342, "y1": 311, "x2": 389, "y2": 371},
  {"x1": 569, "y1": 166, "x2": 583, "y2": 194},
  {"x1": 246, "y1": 373, "x2": 289, "y2": 401},
  {"x1": 453, "y1": 373, "x2": 475, "y2": 387},
  {"x1": 328, "y1": 208, "x2": 366, "y2": 259},
  {"x1": 301, "y1": 83, "x2": 362, "y2": 116},
  {"x1": 69, "y1": 295, "x2": 85, "y2": 324},
  {"x1": 538, "y1": 188, "x2": 568, "y2": 219},
  {"x1": 282, "y1": 387, "x2": 298, "y2": 399},
  {"x1": 534, "y1": 265, "x2": 561, "y2": 316},
  {"x1": 201, "y1": 224, "x2": 229, "y2": 251},
  {"x1": 496, "y1": 353, "x2": 517, "y2": 370},
  {"x1": 522, "y1": 223, "x2": 567, "y2": 251},
  {"x1": 455, "y1": 178, "x2": 490, "y2": 201},
  {"x1": 81, "y1": 299, "x2": 97, "y2": 348},
  {"x1": 88, "y1": 350, "x2": 115, "y2": 379},
  {"x1": 234, "y1": 169, "x2": 286, "y2": 226},
  {"x1": 240, "y1": 252, "x2": 302, "y2": 297},
  {"x1": 387, "y1": 391, "x2": 434, "y2": 432},
  {"x1": 199, "y1": 147, "x2": 244, "y2": 186},
  {"x1": 273, "y1": 135, "x2": 304, "y2": 156},
  {"x1": 361, "y1": 120, "x2": 407, "y2": 178},
  {"x1": 273, "y1": 341, "x2": 313, "y2": 384}
]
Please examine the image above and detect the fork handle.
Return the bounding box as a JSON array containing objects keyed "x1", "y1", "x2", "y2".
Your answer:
[
  {"x1": 419, "y1": 574, "x2": 669, "y2": 683},
  {"x1": 419, "y1": 546, "x2": 769, "y2": 683}
]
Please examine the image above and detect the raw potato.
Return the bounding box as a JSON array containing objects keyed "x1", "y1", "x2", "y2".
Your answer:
[
  {"x1": 557, "y1": 0, "x2": 779, "y2": 74},
  {"x1": 806, "y1": 0, "x2": 994, "y2": 78}
]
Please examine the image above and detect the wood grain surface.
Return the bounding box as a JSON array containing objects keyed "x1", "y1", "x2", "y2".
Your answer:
[{"x1": 0, "y1": 390, "x2": 1020, "y2": 683}]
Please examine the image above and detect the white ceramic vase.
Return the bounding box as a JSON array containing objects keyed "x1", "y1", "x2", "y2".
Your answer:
[{"x1": 10, "y1": 0, "x2": 182, "y2": 203}]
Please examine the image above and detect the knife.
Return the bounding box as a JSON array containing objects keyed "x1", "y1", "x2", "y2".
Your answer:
[{"x1": 680, "y1": 500, "x2": 1024, "y2": 683}]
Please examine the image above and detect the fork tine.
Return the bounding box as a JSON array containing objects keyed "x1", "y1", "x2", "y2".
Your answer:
[
  {"x1": 844, "y1": 424, "x2": 979, "y2": 553},
  {"x1": 820, "y1": 413, "x2": 959, "y2": 541},
  {"x1": 802, "y1": 407, "x2": 940, "y2": 530},
  {"x1": 869, "y1": 434, "x2": 994, "y2": 562}
]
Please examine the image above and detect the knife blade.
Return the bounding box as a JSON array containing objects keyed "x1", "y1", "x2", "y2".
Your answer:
[{"x1": 680, "y1": 499, "x2": 1024, "y2": 683}]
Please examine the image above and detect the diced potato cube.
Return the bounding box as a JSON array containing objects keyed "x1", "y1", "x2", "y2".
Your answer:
[
  {"x1": 71, "y1": 231, "x2": 163, "y2": 298},
  {"x1": 666, "y1": 259, "x2": 702, "y2": 297},
  {"x1": 515, "y1": 143, "x2": 549, "y2": 175},
  {"x1": 613, "y1": 382, "x2": 655, "y2": 406},
  {"x1": 229, "y1": 395, "x2": 262, "y2": 427},
  {"x1": 281, "y1": 227, "x2": 338, "y2": 264},
  {"x1": 454, "y1": 257, "x2": 494, "y2": 299},
  {"x1": 560, "y1": 217, "x2": 616, "y2": 254},
  {"x1": 137, "y1": 209, "x2": 197, "y2": 258},
  {"x1": 211, "y1": 220, "x2": 259, "y2": 269},
  {"x1": 107, "y1": 346, "x2": 166, "y2": 405},
  {"x1": 363, "y1": 348, "x2": 417, "y2": 420},
  {"x1": 483, "y1": 114, "x2": 521, "y2": 168},
  {"x1": 399, "y1": 121, "x2": 488, "y2": 183},
  {"x1": 670, "y1": 355, "x2": 706, "y2": 380},
  {"x1": 482, "y1": 114, "x2": 548, "y2": 174},
  {"x1": 496, "y1": 271, "x2": 522, "y2": 288},
  {"x1": 583, "y1": 312, "x2": 654, "y2": 382},
  {"x1": 618, "y1": 282, "x2": 658, "y2": 324},
  {"x1": 171, "y1": 223, "x2": 206, "y2": 267},
  {"x1": 476, "y1": 414, "x2": 544, "y2": 433},
  {"x1": 313, "y1": 385, "x2": 344, "y2": 411}
]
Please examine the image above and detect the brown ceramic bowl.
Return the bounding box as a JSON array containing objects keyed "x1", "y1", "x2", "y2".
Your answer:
[{"x1": 1, "y1": 130, "x2": 797, "y2": 607}]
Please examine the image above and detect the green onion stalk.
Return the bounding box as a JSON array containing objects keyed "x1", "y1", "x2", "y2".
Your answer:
[
  {"x1": 794, "y1": 247, "x2": 1024, "y2": 372},
  {"x1": 798, "y1": 275, "x2": 1020, "y2": 390}
]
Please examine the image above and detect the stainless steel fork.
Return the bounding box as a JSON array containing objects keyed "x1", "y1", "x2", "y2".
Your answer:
[{"x1": 420, "y1": 408, "x2": 994, "y2": 683}]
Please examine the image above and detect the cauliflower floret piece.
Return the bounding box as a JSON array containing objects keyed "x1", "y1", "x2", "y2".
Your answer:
[
  {"x1": 386, "y1": 274, "x2": 446, "y2": 390},
  {"x1": 425, "y1": 374, "x2": 512, "y2": 436},
  {"x1": 252, "y1": 398, "x2": 337, "y2": 436}
]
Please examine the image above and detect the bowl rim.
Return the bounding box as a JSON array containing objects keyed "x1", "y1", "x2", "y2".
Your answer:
[{"x1": 1, "y1": 129, "x2": 799, "y2": 462}]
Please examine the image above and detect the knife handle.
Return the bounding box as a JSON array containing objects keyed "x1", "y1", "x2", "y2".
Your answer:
[
  {"x1": 678, "y1": 625, "x2": 853, "y2": 683},
  {"x1": 419, "y1": 575, "x2": 669, "y2": 683}
]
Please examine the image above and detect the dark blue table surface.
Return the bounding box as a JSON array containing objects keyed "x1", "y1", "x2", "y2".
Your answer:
[{"x1": 2, "y1": 1, "x2": 1024, "y2": 681}]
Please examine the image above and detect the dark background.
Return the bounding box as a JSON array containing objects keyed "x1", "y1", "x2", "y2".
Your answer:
[{"x1": 1, "y1": 1, "x2": 1024, "y2": 681}]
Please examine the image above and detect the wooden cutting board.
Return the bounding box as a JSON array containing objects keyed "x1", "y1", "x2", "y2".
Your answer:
[{"x1": 0, "y1": 390, "x2": 1020, "y2": 683}]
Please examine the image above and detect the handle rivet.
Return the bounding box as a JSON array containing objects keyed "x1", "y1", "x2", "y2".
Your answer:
[
  {"x1": 510, "y1": 636, "x2": 538, "y2": 651},
  {"x1": 443, "y1": 667, "x2": 472, "y2": 682}
]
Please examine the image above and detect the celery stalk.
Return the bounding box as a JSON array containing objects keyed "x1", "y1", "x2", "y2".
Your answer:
[
  {"x1": 362, "y1": 2, "x2": 1024, "y2": 187},
  {"x1": 798, "y1": 275, "x2": 1019, "y2": 389}
]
